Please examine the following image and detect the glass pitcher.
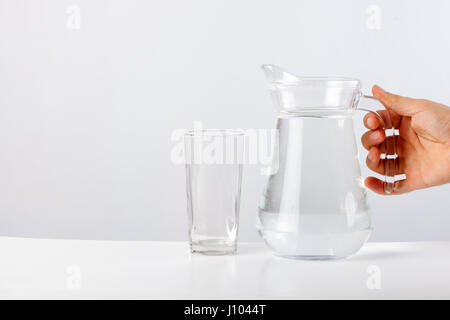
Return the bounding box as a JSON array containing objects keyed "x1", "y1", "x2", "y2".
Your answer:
[{"x1": 257, "y1": 65, "x2": 400, "y2": 260}]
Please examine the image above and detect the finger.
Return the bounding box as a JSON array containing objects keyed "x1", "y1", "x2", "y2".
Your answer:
[
  {"x1": 361, "y1": 129, "x2": 385, "y2": 150},
  {"x1": 364, "y1": 177, "x2": 388, "y2": 195},
  {"x1": 365, "y1": 177, "x2": 409, "y2": 195},
  {"x1": 366, "y1": 147, "x2": 384, "y2": 175},
  {"x1": 363, "y1": 113, "x2": 381, "y2": 130},
  {"x1": 364, "y1": 109, "x2": 401, "y2": 130},
  {"x1": 377, "y1": 109, "x2": 402, "y2": 128},
  {"x1": 372, "y1": 85, "x2": 424, "y2": 116}
]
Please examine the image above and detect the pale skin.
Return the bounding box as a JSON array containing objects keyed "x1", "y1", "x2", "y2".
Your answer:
[{"x1": 362, "y1": 85, "x2": 450, "y2": 195}]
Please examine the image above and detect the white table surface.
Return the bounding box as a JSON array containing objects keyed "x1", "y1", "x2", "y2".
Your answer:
[{"x1": 1, "y1": 237, "x2": 449, "y2": 299}]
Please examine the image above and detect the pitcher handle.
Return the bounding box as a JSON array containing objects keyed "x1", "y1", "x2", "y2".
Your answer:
[{"x1": 356, "y1": 94, "x2": 400, "y2": 194}]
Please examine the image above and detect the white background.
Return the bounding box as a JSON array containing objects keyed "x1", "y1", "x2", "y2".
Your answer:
[{"x1": 0, "y1": 0, "x2": 449, "y2": 241}]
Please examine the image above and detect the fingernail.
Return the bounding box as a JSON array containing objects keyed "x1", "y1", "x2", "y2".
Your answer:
[
  {"x1": 377, "y1": 85, "x2": 386, "y2": 94},
  {"x1": 370, "y1": 131, "x2": 380, "y2": 140},
  {"x1": 374, "y1": 85, "x2": 388, "y2": 97},
  {"x1": 368, "y1": 153, "x2": 373, "y2": 161}
]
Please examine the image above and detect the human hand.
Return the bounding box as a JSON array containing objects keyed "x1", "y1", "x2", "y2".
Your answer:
[{"x1": 362, "y1": 85, "x2": 450, "y2": 195}]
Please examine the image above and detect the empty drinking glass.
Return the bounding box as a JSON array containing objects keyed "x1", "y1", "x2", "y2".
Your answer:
[{"x1": 184, "y1": 129, "x2": 244, "y2": 255}]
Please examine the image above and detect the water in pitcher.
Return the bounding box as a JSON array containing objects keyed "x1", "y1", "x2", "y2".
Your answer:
[{"x1": 257, "y1": 113, "x2": 372, "y2": 259}]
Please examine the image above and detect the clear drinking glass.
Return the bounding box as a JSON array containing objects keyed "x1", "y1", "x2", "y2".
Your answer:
[{"x1": 184, "y1": 129, "x2": 244, "y2": 255}]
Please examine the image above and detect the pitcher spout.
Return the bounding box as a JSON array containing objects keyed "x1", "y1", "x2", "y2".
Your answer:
[{"x1": 261, "y1": 64, "x2": 300, "y2": 84}]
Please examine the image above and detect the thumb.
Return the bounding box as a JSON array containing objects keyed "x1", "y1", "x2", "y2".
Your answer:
[{"x1": 372, "y1": 85, "x2": 424, "y2": 116}]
